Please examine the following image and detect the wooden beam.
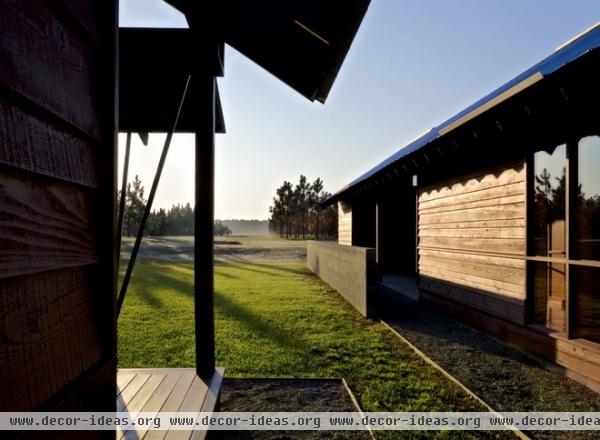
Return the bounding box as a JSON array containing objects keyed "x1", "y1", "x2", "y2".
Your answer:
[{"x1": 194, "y1": 70, "x2": 217, "y2": 380}]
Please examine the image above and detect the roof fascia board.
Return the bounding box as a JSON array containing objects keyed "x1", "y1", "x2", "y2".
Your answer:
[{"x1": 438, "y1": 71, "x2": 544, "y2": 137}]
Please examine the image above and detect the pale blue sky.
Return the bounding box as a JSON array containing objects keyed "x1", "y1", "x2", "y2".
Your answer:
[{"x1": 119, "y1": 0, "x2": 600, "y2": 219}]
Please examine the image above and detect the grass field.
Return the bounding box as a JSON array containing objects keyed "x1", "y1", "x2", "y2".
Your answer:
[{"x1": 118, "y1": 258, "x2": 485, "y2": 419}]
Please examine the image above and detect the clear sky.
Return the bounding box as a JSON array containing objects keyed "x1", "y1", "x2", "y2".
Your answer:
[{"x1": 119, "y1": 0, "x2": 600, "y2": 219}]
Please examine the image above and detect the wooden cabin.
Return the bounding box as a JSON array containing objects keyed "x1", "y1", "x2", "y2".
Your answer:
[
  {"x1": 1, "y1": 0, "x2": 370, "y2": 437},
  {"x1": 310, "y1": 23, "x2": 600, "y2": 392}
]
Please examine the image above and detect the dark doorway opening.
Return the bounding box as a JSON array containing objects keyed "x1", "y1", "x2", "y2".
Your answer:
[
  {"x1": 377, "y1": 186, "x2": 417, "y2": 276},
  {"x1": 375, "y1": 185, "x2": 418, "y2": 302}
]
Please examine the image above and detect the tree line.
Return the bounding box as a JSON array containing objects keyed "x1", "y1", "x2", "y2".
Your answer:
[
  {"x1": 121, "y1": 175, "x2": 231, "y2": 236},
  {"x1": 268, "y1": 175, "x2": 337, "y2": 239}
]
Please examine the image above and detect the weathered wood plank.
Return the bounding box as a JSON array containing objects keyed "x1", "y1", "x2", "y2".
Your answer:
[
  {"x1": 117, "y1": 373, "x2": 151, "y2": 413},
  {"x1": 418, "y1": 181, "x2": 525, "y2": 210},
  {"x1": 117, "y1": 374, "x2": 136, "y2": 396},
  {"x1": 129, "y1": 371, "x2": 183, "y2": 440},
  {"x1": 416, "y1": 162, "x2": 527, "y2": 317},
  {"x1": 0, "y1": 0, "x2": 101, "y2": 138},
  {"x1": 0, "y1": 170, "x2": 100, "y2": 279},
  {"x1": 119, "y1": 373, "x2": 166, "y2": 440},
  {"x1": 165, "y1": 375, "x2": 210, "y2": 440},
  {"x1": 419, "y1": 264, "x2": 524, "y2": 297},
  {"x1": 419, "y1": 204, "x2": 525, "y2": 225},
  {"x1": 418, "y1": 236, "x2": 525, "y2": 255},
  {"x1": 124, "y1": 373, "x2": 166, "y2": 412},
  {"x1": 144, "y1": 371, "x2": 196, "y2": 440},
  {"x1": 419, "y1": 218, "x2": 525, "y2": 230},
  {"x1": 338, "y1": 201, "x2": 352, "y2": 246},
  {"x1": 419, "y1": 226, "x2": 524, "y2": 239},
  {"x1": 0, "y1": 99, "x2": 100, "y2": 188},
  {"x1": 0, "y1": 266, "x2": 103, "y2": 411},
  {"x1": 418, "y1": 248, "x2": 524, "y2": 269},
  {"x1": 419, "y1": 165, "x2": 525, "y2": 202},
  {"x1": 419, "y1": 254, "x2": 525, "y2": 285},
  {"x1": 139, "y1": 372, "x2": 182, "y2": 412},
  {"x1": 419, "y1": 277, "x2": 526, "y2": 324},
  {"x1": 418, "y1": 194, "x2": 525, "y2": 215}
]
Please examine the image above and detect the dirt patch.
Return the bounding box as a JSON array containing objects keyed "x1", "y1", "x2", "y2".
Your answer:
[
  {"x1": 377, "y1": 285, "x2": 600, "y2": 440},
  {"x1": 219, "y1": 378, "x2": 371, "y2": 439},
  {"x1": 120, "y1": 235, "x2": 308, "y2": 263}
]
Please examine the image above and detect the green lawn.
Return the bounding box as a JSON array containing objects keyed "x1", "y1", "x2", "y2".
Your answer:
[{"x1": 119, "y1": 260, "x2": 488, "y2": 437}]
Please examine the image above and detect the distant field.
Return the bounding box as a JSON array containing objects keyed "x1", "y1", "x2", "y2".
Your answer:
[
  {"x1": 219, "y1": 219, "x2": 269, "y2": 236},
  {"x1": 120, "y1": 235, "x2": 307, "y2": 263}
]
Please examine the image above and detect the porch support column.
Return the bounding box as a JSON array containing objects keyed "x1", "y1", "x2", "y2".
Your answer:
[{"x1": 194, "y1": 73, "x2": 216, "y2": 379}]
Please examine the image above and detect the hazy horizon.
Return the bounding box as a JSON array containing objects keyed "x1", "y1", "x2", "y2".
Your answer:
[{"x1": 119, "y1": 0, "x2": 600, "y2": 220}]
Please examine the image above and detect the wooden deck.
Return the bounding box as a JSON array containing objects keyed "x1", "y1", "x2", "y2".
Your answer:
[{"x1": 117, "y1": 368, "x2": 224, "y2": 440}]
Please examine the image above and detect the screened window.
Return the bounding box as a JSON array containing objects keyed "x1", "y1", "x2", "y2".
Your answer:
[
  {"x1": 572, "y1": 266, "x2": 600, "y2": 343},
  {"x1": 532, "y1": 144, "x2": 566, "y2": 257},
  {"x1": 531, "y1": 261, "x2": 566, "y2": 333},
  {"x1": 576, "y1": 136, "x2": 600, "y2": 261}
]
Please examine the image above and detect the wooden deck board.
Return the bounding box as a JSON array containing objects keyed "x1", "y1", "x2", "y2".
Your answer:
[
  {"x1": 119, "y1": 373, "x2": 167, "y2": 440},
  {"x1": 117, "y1": 374, "x2": 136, "y2": 395},
  {"x1": 117, "y1": 368, "x2": 222, "y2": 440},
  {"x1": 118, "y1": 373, "x2": 151, "y2": 413}
]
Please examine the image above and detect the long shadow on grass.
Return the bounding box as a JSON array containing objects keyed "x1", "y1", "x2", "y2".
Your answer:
[
  {"x1": 124, "y1": 264, "x2": 195, "y2": 309},
  {"x1": 216, "y1": 259, "x2": 309, "y2": 277},
  {"x1": 128, "y1": 260, "x2": 305, "y2": 310},
  {"x1": 214, "y1": 289, "x2": 308, "y2": 353},
  {"x1": 129, "y1": 265, "x2": 309, "y2": 357}
]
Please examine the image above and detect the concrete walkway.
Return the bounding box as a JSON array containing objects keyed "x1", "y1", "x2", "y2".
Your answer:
[{"x1": 376, "y1": 284, "x2": 600, "y2": 440}]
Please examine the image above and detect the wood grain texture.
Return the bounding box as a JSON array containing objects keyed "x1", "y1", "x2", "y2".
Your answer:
[
  {"x1": 0, "y1": 266, "x2": 103, "y2": 411},
  {"x1": 0, "y1": 99, "x2": 100, "y2": 187},
  {"x1": 0, "y1": 0, "x2": 116, "y2": 415},
  {"x1": 338, "y1": 201, "x2": 352, "y2": 246},
  {"x1": 0, "y1": 170, "x2": 100, "y2": 279},
  {"x1": 420, "y1": 277, "x2": 526, "y2": 324},
  {"x1": 418, "y1": 163, "x2": 526, "y2": 323},
  {"x1": 116, "y1": 368, "x2": 223, "y2": 440},
  {"x1": 419, "y1": 166, "x2": 525, "y2": 202},
  {"x1": 0, "y1": 0, "x2": 101, "y2": 138}
]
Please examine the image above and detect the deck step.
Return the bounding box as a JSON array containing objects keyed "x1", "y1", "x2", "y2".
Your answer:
[{"x1": 116, "y1": 368, "x2": 224, "y2": 440}]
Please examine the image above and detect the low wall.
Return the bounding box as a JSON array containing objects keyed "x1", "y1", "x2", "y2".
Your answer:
[{"x1": 306, "y1": 241, "x2": 377, "y2": 317}]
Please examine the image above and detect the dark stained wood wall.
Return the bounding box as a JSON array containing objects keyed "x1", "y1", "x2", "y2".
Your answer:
[
  {"x1": 0, "y1": 0, "x2": 117, "y2": 412},
  {"x1": 417, "y1": 163, "x2": 527, "y2": 324}
]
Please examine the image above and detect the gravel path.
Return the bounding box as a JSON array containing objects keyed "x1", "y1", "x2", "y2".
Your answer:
[
  {"x1": 219, "y1": 378, "x2": 371, "y2": 439},
  {"x1": 377, "y1": 285, "x2": 600, "y2": 440}
]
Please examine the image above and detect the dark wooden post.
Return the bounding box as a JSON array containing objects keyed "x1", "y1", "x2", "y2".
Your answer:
[{"x1": 194, "y1": 72, "x2": 217, "y2": 379}]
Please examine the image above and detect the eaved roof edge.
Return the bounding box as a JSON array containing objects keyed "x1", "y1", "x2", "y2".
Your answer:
[{"x1": 325, "y1": 22, "x2": 600, "y2": 205}]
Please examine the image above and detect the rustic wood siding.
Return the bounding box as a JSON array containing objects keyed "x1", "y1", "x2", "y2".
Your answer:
[
  {"x1": 418, "y1": 163, "x2": 526, "y2": 324},
  {"x1": 338, "y1": 201, "x2": 352, "y2": 245},
  {"x1": 0, "y1": 0, "x2": 116, "y2": 412}
]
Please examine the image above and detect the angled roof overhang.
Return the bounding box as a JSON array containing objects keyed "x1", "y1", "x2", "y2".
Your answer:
[
  {"x1": 323, "y1": 23, "x2": 600, "y2": 206},
  {"x1": 165, "y1": 0, "x2": 371, "y2": 103},
  {"x1": 119, "y1": 27, "x2": 226, "y2": 133}
]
